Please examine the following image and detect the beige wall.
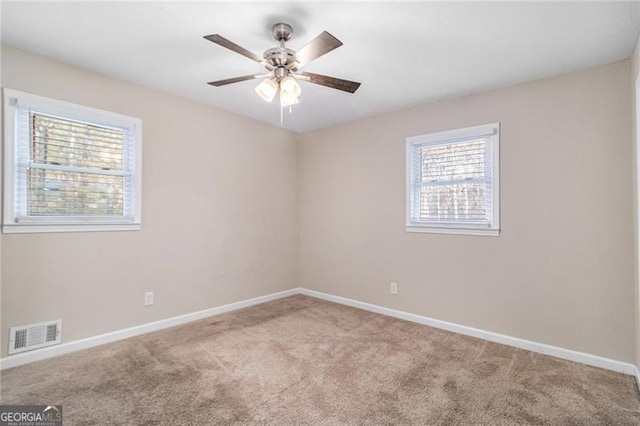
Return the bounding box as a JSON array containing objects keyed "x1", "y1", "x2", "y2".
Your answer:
[
  {"x1": 0, "y1": 47, "x2": 298, "y2": 357},
  {"x1": 632, "y1": 33, "x2": 640, "y2": 370},
  {"x1": 298, "y1": 61, "x2": 635, "y2": 362},
  {"x1": 1, "y1": 46, "x2": 636, "y2": 365},
  {"x1": 0, "y1": 30, "x2": 3, "y2": 362}
]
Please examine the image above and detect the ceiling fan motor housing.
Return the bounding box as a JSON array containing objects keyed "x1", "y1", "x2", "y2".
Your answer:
[{"x1": 263, "y1": 47, "x2": 297, "y2": 68}]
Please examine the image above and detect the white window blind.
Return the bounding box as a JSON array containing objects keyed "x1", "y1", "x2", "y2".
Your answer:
[
  {"x1": 4, "y1": 89, "x2": 142, "y2": 233},
  {"x1": 406, "y1": 123, "x2": 499, "y2": 236}
]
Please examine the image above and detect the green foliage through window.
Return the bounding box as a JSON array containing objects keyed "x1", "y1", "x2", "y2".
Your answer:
[{"x1": 29, "y1": 113, "x2": 126, "y2": 216}]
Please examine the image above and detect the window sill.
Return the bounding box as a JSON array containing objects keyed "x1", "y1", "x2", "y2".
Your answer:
[
  {"x1": 406, "y1": 226, "x2": 499, "y2": 237},
  {"x1": 2, "y1": 223, "x2": 141, "y2": 234}
]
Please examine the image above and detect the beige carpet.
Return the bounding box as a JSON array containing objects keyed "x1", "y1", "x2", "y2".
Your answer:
[{"x1": 1, "y1": 295, "x2": 639, "y2": 425}]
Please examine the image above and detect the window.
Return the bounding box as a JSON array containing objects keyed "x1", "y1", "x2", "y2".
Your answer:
[
  {"x1": 406, "y1": 123, "x2": 499, "y2": 236},
  {"x1": 3, "y1": 89, "x2": 142, "y2": 233}
]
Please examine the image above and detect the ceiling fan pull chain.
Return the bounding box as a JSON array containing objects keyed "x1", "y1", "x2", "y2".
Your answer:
[{"x1": 280, "y1": 104, "x2": 284, "y2": 127}]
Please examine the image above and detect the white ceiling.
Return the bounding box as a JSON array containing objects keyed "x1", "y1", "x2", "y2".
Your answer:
[{"x1": 2, "y1": 2, "x2": 639, "y2": 133}]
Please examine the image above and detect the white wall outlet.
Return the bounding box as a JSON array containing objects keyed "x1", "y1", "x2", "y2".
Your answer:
[
  {"x1": 390, "y1": 282, "x2": 398, "y2": 295},
  {"x1": 144, "y1": 291, "x2": 154, "y2": 306}
]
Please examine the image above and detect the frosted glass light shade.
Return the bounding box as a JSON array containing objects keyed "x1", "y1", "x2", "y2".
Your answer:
[
  {"x1": 255, "y1": 78, "x2": 278, "y2": 102},
  {"x1": 280, "y1": 91, "x2": 300, "y2": 107},
  {"x1": 279, "y1": 76, "x2": 301, "y2": 98}
]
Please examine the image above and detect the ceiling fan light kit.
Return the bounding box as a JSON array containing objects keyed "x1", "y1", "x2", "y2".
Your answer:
[
  {"x1": 255, "y1": 78, "x2": 278, "y2": 102},
  {"x1": 255, "y1": 73, "x2": 302, "y2": 105},
  {"x1": 280, "y1": 76, "x2": 301, "y2": 97},
  {"x1": 205, "y1": 22, "x2": 360, "y2": 109},
  {"x1": 280, "y1": 91, "x2": 300, "y2": 107}
]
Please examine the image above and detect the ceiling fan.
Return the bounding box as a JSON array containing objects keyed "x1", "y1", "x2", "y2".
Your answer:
[{"x1": 204, "y1": 23, "x2": 361, "y2": 107}]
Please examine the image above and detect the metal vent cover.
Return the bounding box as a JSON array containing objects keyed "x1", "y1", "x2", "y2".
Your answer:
[{"x1": 9, "y1": 320, "x2": 62, "y2": 355}]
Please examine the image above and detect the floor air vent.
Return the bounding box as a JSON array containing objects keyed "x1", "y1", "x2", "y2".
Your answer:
[{"x1": 9, "y1": 320, "x2": 62, "y2": 355}]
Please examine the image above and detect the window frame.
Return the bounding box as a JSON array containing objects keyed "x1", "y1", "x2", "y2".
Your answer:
[
  {"x1": 3, "y1": 88, "x2": 142, "y2": 234},
  {"x1": 405, "y1": 122, "x2": 500, "y2": 236}
]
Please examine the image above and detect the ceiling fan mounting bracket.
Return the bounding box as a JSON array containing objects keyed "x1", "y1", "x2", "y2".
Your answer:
[{"x1": 272, "y1": 23, "x2": 293, "y2": 42}]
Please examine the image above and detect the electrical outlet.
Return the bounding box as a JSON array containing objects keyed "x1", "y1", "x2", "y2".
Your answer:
[
  {"x1": 144, "y1": 292, "x2": 154, "y2": 306},
  {"x1": 390, "y1": 282, "x2": 398, "y2": 295}
]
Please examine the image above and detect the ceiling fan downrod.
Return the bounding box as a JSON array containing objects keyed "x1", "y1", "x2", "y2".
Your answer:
[{"x1": 263, "y1": 23, "x2": 297, "y2": 70}]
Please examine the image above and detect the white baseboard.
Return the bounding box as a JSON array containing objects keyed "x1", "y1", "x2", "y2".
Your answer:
[
  {"x1": 299, "y1": 288, "x2": 638, "y2": 377},
  {"x1": 0, "y1": 288, "x2": 298, "y2": 370},
  {"x1": 3, "y1": 286, "x2": 638, "y2": 382}
]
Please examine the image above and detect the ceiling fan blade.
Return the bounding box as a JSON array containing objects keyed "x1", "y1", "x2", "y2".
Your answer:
[
  {"x1": 203, "y1": 34, "x2": 263, "y2": 63},
  {"x1": 297, "y1": 72, "x2": 361, "y2": 93},
  {"x1": 294, "y1": 31, "x2": 343, "y2": 68},
  {"x1": 207, "y1": 74, "x2": 263, "y2": 87}
]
